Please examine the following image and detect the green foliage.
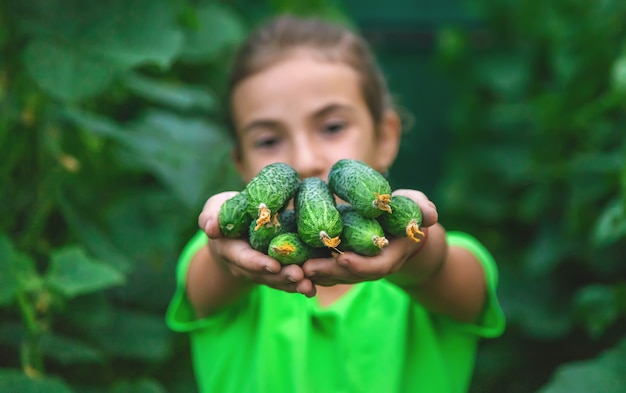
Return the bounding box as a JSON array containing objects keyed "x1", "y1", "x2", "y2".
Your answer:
[
  {"x1": 435, "y1": 0, "x2": 626, "y2": 390},
  {"x1": 0, "y1": 0, "x2": 347, "y2": 391}
]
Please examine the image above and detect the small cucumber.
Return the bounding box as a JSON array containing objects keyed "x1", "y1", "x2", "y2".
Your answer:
[
  {"x1": 328, "y1": 159, "x2": 392, "y2": 218},
  {"x1": 218, "y1": 191, "x2": 251, "y2": 238},
  {"x1": 295, "y1": 177, "x2": 343, "y2": 249},
  {"x1": 268, "y1": 232, "x2": 314, "y2": 265},
  {"x1": 249, "y1": 209, "x2": 297, "y2": 254},
  {"x1": 338, "y1": 204, "x2": 389, "y2": 256},
  {"x1": 377, "y1": 195, "x2": 424, "y2": 243},
  {"x1": 246, "y1": 162, "x2": 300, "y2": 230}
]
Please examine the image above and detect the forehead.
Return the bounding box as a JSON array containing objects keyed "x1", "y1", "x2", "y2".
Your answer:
[{"x1": 231, "y1": 53, "x2": 367, "y2": 125}]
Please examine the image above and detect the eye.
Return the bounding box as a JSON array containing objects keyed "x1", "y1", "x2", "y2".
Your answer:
[
  {"x1": 253, "y1": 135, "x2": 281, "y2": 150},
  {"x1": 322, "y1": 120, "x2": 347, "y2": 135}
]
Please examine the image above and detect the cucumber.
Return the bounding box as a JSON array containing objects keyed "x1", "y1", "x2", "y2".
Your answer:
[
  {"x1": 249, "y1": 209, "x2": 297, "y2": 253},
  {"x1": 338, "y1": 204, "x2": 389, "y2": 256},
  {"x1": 295, "y1": 177, "x2": 343, "y2": 249},
  {"x1": 377, "y1": 195, "x2": 424, "y2": 243},
  {"x1": 245, "y1": 162, "x2": 300, "y2": 230},
  {"x1": 268, "y1": 232, "x2": 314, "y2": 265},
  {"x1": 328, "y1": 159, "x2": 392, "y2": 218},
  {"x1": 218, "y1": 191, "x2": 251, "y2": 238}
]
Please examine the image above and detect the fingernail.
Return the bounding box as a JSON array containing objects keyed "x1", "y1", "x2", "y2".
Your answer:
[
  {"x1": 264, "y1": 266, "x2": 275, "y2": 273},
  {"x1": 286, "y1": 276, "x2": 297, "y2": 283}
]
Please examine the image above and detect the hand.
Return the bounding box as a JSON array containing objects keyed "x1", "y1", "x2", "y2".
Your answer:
[
  {"x1": 198, "y1": 191, "x2": 317, "y2": 297},
  {"x1": 301, "y1": 189, "x2": 438, "y2": 286}
]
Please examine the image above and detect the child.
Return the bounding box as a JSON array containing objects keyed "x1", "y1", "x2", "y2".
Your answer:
[{"x1": 166, "y1": 14, "x2": 505, "y2": 393}]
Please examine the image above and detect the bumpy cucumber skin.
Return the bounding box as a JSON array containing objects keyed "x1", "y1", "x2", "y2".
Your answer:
[
  {"x1": 249, "y1": 209, "x2": 297, "y2": 253},
  {"x1": 268, "y1": 232, "x2": 313, "y2": 265},
  {"x1": 295, "y1": 177, "x2": 343, "y2": 248},
  {"x1": 377, "y1": 195, "x2": 423, "y2": 237},
  {"x1": 339, "y1": 205, "x2": 388, "y2": 256},
  {"x1": 245, "y1": 162, "x2": 300, "y2": 217},
  {"x1": 328, "y1": 159, "x2": 392, "y2": 218},
  {"x1": 218, "y1": 191, "x2": 251, "y2": 238}
]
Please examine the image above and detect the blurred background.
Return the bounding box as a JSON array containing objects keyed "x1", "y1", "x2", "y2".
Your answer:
[{"x1": 1, "y1": 0, "x2": 625, "y2": 392}]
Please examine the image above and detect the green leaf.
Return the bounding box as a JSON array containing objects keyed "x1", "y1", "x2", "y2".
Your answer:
[
  {"x1": 18, "y1": 0, "x2": 183, "y2": 69},
  {"x1": 19, "y1": 0, "x2": 184, "y2": 101},
  {"x1": 45, "y1": 246, "x2": 125, "y2": 298},
  {"x1": 116, "y1": 110, "x2": 233, "y2": 208},
  {"x1": 0, "y1": 235, "x2": 40, "y2": 306},
  {"x1": 64, "y1": 108, "x2": 236, "y2": 208},
  {"x1": 88, "y1": 309, "x2": 172, "y2": 361},
  {"x1": 74, "y1": 0, "x2": 184, "y2": 69},
  {"x1": 22, "y1": 40, "x2": 120, "y2": 102},
  {"x1": 39, "y1": 332, "x2": 105, "y2": 365},
  {"x1": 0, "y1": 369, "x2": 74, "y2": 393},
  {"x1": 538, "y1": 338, "x2": 626, "y2": 393},
  {"x1": 592, "y1": 198, "x2": 626, "y2": 247},
  {"x1": 179, "y1": 3, "x2": 246, "y2": 63},
  {"x1": 123, "y1": 72, "x2": 217, "y2": 112},
  {"x1": 111, "y1": 379, "x2": 167, "y2": 393},
  {"x1": 574, "y1": 285, "x2": 618, "y2": 338},
  {"x1": 57, "y1": 195, "x2": 134, "y2": 274},
  {"x1": 611, "y1": 54, "x2": 626, "y2": 94}
]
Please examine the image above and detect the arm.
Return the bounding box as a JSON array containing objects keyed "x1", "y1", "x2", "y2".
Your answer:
[
  {"x1": 389, "y1": 224, "x2": 487, "y2": 323},
  {"x1": 301, "y1": 189, "x2": 488, "y2": 324},
  {"x1": 186, "y1": 192, "x2": 317, "y2": 318}
]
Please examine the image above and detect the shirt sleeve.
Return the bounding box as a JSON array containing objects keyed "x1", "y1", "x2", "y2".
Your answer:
[
  {"x1": 165, "y1": 230, "x2": 217, "y2": 332},
  {"x1": 446, "y1": 231, "x2": 506, "y2": 338}
]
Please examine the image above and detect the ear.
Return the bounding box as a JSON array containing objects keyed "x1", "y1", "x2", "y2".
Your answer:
[{"x1": 376, "y1": 109, "x2": 402, "y2": 172}]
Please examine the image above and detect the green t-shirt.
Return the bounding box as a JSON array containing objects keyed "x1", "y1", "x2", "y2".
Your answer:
[{"x1": 166, "y1": 230, "x2": 505, "y2": 393}]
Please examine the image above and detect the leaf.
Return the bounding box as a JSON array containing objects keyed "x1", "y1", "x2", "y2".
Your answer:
[
  {"x1": 45, "y1": 246, "x2": 125, "y2": 298},
  {"x1": 111, "y1": 379, "x2": 168, "y2": 393},
  {"x1": 19, "y1": 0, "x2": 184, "y2": 101},
  {"x1": 88, "y1": 309, "x2": 172, "y2": 361},
  {"x1": 574, "y1": 285, "x2": 618, "y2": 338},
  {"x1": 123, "y1": 72, "x2": 217, "y2": 112},
  {"x1": 64, "y1": 108, "x2": 237, "y2": 208},
  {"x1": 0, "y1": 368, "x2": 74, "y2": 393},
  {"x1": 73, "y1": 0, "x2": 184, "y2": 69},
  {"x1": 592, "y1": 198, "x2": 626, "y2": 247},
  {"x1": 115, "y1": 110, "x2": 234, "y2": 208},
  {"x1": 611, "y1": 54, "x2": 626, "y2": 94},
  {"x1": 178, "y1": 3, "x2": 246, "y2": 63},
  {"x1": 538, "y1": 338, "x2": 626, "y2": 393},
  {"x1": 523, "y1": 225, "x2": 573, "y2": 276},
  {"x1": 0, "y1": 235, "x2": 40, "y2": 306},
  {"x1": 39, "y1": 332, "x2": 105, "y2": 365},
  {"x1": 22, "y1": 40, "x2": 121, "y2": 102},
  {"x1": 57, "y1": 194, "x2": 134, "y2": 274}
]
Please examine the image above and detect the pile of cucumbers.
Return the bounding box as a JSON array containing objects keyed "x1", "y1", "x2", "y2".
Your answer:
[{"x1": 218, "y1": 159, "x2": 424, "y2": 265}]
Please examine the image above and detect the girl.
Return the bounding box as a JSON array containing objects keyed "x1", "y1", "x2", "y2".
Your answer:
[{"x1": 166, "y1": 14, "x2": 505, "y2": 393}]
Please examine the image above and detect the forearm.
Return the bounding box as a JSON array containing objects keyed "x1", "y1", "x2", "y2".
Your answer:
[
  {"x1": 389, "y1": 224, "x2": 487, "y2": 323},
  {"x1": 186, "y1": 244, "x2": 253, "y2": 318}
]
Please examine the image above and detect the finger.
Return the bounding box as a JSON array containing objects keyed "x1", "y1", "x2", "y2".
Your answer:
[
  {"x1": 198, "y1": 191, "x2": 240, "y2": 238},
  {"x1": 295, "y1": 278, "x2": 316, "y2": 297},
  {"x1": 216, "y1": 238, "x2": 282, "y2": 274},
  {"x1": 335, "y1": 239, "x2": 412, "y2": 278},
  {"x1": 392, "y1": 189, "x2": 438, "y2": 227},
  {"x1": 302, "y1": 257, "x2": 344, "y2": 280}
]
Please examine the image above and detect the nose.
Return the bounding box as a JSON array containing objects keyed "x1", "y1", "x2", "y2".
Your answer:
[{"x1": 291, "y1": 135, "x2": 326, "y2": 180}]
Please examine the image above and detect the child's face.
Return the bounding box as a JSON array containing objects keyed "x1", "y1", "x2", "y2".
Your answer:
[{"x1": 231, "y1": 52, "x2": 400, "y2": 183}]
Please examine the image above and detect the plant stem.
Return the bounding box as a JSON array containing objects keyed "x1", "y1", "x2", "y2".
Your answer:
[{"x1": 16, "y1": 291, "x2": 45, "y2": 376}]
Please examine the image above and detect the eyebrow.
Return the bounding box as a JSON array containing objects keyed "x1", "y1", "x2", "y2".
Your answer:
[
  {"x1": 311, "y1": 103, "x2": 355, "y2": 120},
  {"x1": 241, "y1": 103, "x2": 355, "y2": 134}
]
